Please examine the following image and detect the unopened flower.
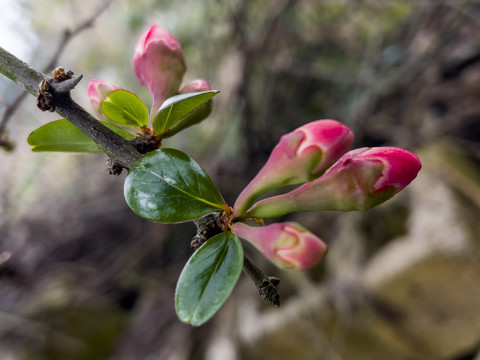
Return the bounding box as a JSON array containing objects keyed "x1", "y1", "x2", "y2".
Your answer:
[
  {"x1": 246, "y1": 147, "x2": 422, "y2": 218},
  {"x1": 234, "y1": 222, "x2": 327, "y2": 270},
  {"x1": 87, "y1": 78, "x2": 119, "y2": 119},
  {"x1": 133, "y1": 25, "x2": 186, "y2": 115},
  {"x1": 180, "y1": 79, "x2": 211, "y2": 94},
  {"x1": 234, "y1": 120, "x2": 354, "y2": 216}
]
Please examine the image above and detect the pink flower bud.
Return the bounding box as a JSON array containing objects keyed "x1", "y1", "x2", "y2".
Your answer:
[
  {"x1": 233, "y1": 222, "x2": 327, "y2": 270},
  {"x1": 133, "y1": 25, "x2": 187, "y2": 115},
  {"x1": 166, "y1": 79, "x2": 213, "y2": 137},
  {"x1": 87, "y1": 78, "x2": 119, "y2": 118},
  {"x1": 179, "y1": 79, "x2": 211, "y2": 94},
  {"x1": 233, "y1": 120, "x2": 354, "y2": 216},
  {"x1": 246, "y1": 147, "x2": 421, "y2": 218}
]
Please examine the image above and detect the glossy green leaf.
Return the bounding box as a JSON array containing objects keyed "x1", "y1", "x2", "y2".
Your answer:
[
  {"x1": 101, "y1": 89, "x2": 148, "y2": 128},
  {"x1": 28, "y1": 119, "x2": 134, "y2": 153},
  {"x1": 175, "y1": 232, "x2": 243, "y2": 326},
  {"x1": 153, "y1": 90, "x2": 219, "y2": 135},
  {"x1": 124, "y1": 148, "x2": 227, "y2": 223},
  {"x1": 165, "y1": 98, "x2": 213, "y2": 138}
]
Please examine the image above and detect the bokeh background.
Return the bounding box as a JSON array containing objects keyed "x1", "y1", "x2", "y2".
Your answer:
[{"x1": 1, "y1": 0, "x2": 480, "y2": 359}]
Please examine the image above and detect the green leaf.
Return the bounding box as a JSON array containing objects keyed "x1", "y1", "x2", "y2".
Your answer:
[
  {"x1": 103, "y1": 123, "x2": 136, "y2": 140},
  {"x1": 27, "y1": 119, "x2": 134, "y2": 153},
  {"x1": 165, "y1": 98, "x2": 213, "y2": 138},
  {"x1": 101, "y1": 89, "x2": 148, "y2": 128},
  {"x1": 124, "y1": 148, "x2": 227, "y2": 223},
  {"x1": 153, "y1": 90, "x2": 219, "y2": 135},
  {"x1": 175, "y1": 232, "x2": 243, "y2": 326}
]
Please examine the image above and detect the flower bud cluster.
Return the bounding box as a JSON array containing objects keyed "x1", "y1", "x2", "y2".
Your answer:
[
  {"x1": 233, "y1": 120, "x2": 421, "y2": 270},
  {"x1": 87, "y1": 25, "x2": 213, "y2": 132},
  {"x1": 85, "y1": 26, "x2": 421, "y2": 273}
]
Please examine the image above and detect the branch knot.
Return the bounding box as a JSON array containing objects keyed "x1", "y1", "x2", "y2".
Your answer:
[
  {"x1": 191, "y1": 211, "x2": 224, "y2": 250},
  {"x1": 37, "y1": 67, "x2": 83, "y2": 112}
]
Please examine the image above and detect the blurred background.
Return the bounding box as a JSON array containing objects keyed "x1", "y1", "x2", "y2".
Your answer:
[{"x1": 1, "y1": 0, "x2": 480, "y2": 359}]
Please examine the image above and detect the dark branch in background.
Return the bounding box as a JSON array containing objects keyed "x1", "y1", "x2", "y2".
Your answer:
[
  {"x1": 0, "y1": 93, "x2": 25, "y2": 150},
  {"x1": 0, "y1": 0, "x2": 113, "y2": 150},
  {"x1": 44, "y1": 0, "x2": 114, "y2": 72}
]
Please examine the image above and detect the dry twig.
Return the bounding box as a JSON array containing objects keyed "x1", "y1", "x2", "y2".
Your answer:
[{"x1": 0, "y1": 0, "x2": 114, "y2": 150}]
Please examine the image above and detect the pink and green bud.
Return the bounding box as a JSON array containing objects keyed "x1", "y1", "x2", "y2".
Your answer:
[
  {"x1": 133, "y1": 25, "x2": 187, "y2": 115},
  {"x1": 233, "y1": 222, "x2": 327, "y2": 271},
  {"x1": 233, "y1": 120, "x2": 354, "y2": 216},
  {"x1": 87, "y1": 78, "x2": 119, "y2": 119},
  {"x1": 246, "y1": 147, "x2": 422, "y2": 218},
  {"x1": 166, "y1": 79, "x2": 213, "y2": 137},
  {"x1": 180, "y1": 79, "x2": 211, "y2": 94}
]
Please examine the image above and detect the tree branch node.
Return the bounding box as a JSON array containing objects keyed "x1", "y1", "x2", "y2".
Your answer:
[
  {"x1": 191, "y1": 211, "x2": 224, "y2": 250},
  {"x1": 106, "y1": 159, "x2": 124, "y2": 176},
  {"x1": 191, "y1": 212, "x2": 281, "y2": 306},
  {"x1": 37, "y1": 68, "x2": 83, "y2": 112}
]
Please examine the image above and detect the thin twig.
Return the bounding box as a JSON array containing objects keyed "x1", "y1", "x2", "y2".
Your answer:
[
  {"x1": 243, "y1": 255, "x2": 280, "y2": 307},
  {"x1": 0, "y1": 46, "x2": 141, "y2": 169},
  {"x1": 0, "y1": 0, "x2": 114, "y2": 148},
  {"x1": 0, "y1": 92, "x2": 27, "y2": 133},
  {"x1": 43, "y1": 0, "x2": 114, "y2": 72}
]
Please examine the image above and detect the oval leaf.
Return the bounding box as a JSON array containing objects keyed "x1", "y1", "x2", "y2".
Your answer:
[
  {"x1": 175, "y1": 232, "x2": 243, "y2": 326},
  {"x1": 101, "y1": 89, "x2": 148, "y2": 128},
  {"x1": 165, "y1": 99, "x2": 213, "y2": 138},
  {"x1": 124, "y1": 148, "x2": 227, "y2": 223},
  {"x1": 153, "y1": 90, "x2": 219, "y2": 135},
  {"x1": 27, "y1": 119, "x2": 134, "y2": 153},
  {"x1": 103, "y1": 122, "x2": 136, "y2": 140}
]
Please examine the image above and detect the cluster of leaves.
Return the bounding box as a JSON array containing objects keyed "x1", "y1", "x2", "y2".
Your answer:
[
  {"x1": 28, "y1": 89, "x2": 218, "y2": 153},
  {"x1": 125, "y1": 146, "x2": 241, "y2": 326},
  {"x1": 27, "y1": 86, "x2": 247, "y2": 326}
]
